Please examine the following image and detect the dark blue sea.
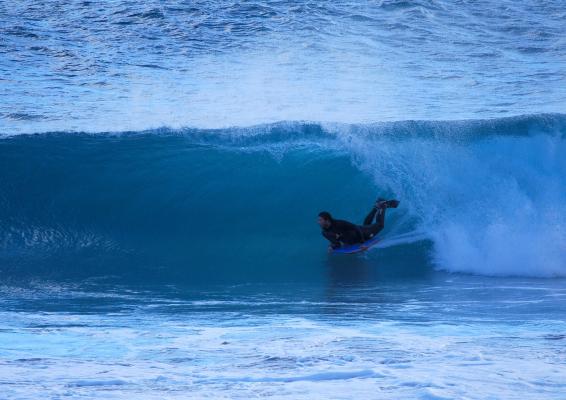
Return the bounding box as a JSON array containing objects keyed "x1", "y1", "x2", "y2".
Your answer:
[{"x1": 1, "y1": 1, "x2": 565, "y2": 398}]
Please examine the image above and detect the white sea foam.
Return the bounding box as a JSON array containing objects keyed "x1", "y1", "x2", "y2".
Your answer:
[
  {"x1": 337, "y1": 127, "x2": 566, "y2": 277},
  {"x1": 1, "y1": 306, "x2": 565, "y2": 400}
]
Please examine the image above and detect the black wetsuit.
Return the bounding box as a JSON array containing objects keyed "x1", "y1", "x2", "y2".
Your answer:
[{"x1": 322, "y1": 206, "x2": 386, "y2": 249}]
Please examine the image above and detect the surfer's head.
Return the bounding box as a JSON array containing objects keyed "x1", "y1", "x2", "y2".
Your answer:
[{"x1": 317, "y1": 211, "x2": 333, "y2": 228}]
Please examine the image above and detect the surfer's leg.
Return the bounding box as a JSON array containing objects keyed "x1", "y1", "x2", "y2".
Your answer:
[
  {"x1": 363, "y1": 207, "x2": 378, "y2": 225},
  {"x1": 373, "y1": 206, "x2": 386, "y2": 231},
  {"x1": 364, "y1": 198, "x2": 391, "y2": 224},
  {"x1": 363, "y1": 207, "x2": 386, "y2": 238},
  {"x1": 375, "y1": 206, "x2": 385, "y2": 228}
]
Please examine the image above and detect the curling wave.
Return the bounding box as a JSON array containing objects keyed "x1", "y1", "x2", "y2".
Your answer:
[{"x1": 1, "y1": 114, "x2": 565, "y2": 282}]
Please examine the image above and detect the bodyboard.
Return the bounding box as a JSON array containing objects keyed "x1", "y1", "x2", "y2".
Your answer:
[{"x1": 332, "y1": 235, "x2": 381, "y2": 254}]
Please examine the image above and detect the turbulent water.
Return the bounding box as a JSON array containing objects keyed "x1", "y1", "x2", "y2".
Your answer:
[{"x1": 1, "y1": 1, "x2": 566, "y2": 399}]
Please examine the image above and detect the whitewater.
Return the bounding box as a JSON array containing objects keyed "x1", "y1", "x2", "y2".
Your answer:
[{"x1": 1, "y1": 1, "x2": 566, "y2": 399}]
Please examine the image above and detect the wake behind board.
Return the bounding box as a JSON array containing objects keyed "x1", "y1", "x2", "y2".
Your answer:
[{"x1": 333, "y1": 235, "x2": 381, "y2": 254}]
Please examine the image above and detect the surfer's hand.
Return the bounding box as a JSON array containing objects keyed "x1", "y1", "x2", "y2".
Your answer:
[{"x1": 328, "y1": 246, "x2": 334, "y2": 253}]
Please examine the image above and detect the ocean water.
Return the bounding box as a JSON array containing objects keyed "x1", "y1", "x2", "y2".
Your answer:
[{"x1": 1, "y1": 1, "x2": 566, "y2": 399}]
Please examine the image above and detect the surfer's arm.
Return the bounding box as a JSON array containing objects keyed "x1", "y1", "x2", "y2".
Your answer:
[{"x1": 322, "y1": 230, "x2": 342, "y2": 249}]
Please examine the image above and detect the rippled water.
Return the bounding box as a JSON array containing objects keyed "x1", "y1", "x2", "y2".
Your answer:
[{"x1": 1, "y1": 0, "x2": 565, "y2": 133}]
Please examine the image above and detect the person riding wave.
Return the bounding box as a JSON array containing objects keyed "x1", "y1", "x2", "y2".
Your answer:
[{"x1": 318, "y1": 198, "x2": 400, "y2": 252}]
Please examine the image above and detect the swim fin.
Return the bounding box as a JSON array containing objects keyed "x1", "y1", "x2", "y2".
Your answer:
[
  {"x1": 386, "y1": 200, "x2": 400, "y2": 208},
  {"x1": 375, "y1": 198, "x2": 400, "y2": 208}
]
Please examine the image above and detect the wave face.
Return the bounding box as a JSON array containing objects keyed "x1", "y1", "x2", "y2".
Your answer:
[{"x1": 1, "y1": 114, "x2": 565, "y2": 282}]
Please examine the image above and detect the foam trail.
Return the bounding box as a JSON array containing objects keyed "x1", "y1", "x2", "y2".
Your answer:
[{"x1": 375, "y1": 231, "x2": 429, "y2": 250}]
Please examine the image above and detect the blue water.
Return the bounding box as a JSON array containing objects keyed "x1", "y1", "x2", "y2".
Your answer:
[
  {"x1": 2, "y1": 0, "x2": 565, "y2": 132},
  {"x1": 1, "y1": 1, "x2": 566, "y2": 399}
]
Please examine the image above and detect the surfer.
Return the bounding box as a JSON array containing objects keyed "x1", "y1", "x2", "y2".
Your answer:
[{"x1": 318, "y1": 199, "x2": 399, "y2": 252}]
